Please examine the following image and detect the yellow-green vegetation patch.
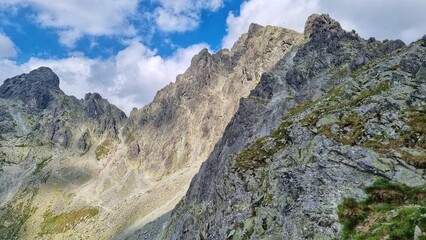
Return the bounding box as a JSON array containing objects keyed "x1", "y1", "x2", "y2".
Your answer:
[
  {"x1": 95, "y1": 139, "x2": 113, "y2": 160},
  {"x1": 0, "y1": 189, "x2": 37, "y2": 240},
  {"x1": 33, "y1": 156, "x2": 52, "y2": 175},
  {"x1": 235, "y1": 137, "x2": 272, "y2": 170},
  {"x1": 234, "y1": 121, "x2": 290, "y2": 171},
  {"x1": 338, "y1": 179, "x2": 426, "y2": 239},
  {"x1": 320, "y1": 113, "x2": 365, "y2": 146},
  {"x1": 287, "y1": 99, "x2": 319, "y2": 117},
  {"x1": 387, "y1": 64, "x2": 400, "y2": 71},
  {"x1": 361, "y1": 107, "x2": 426, "y2": 168},
  {"x1": 347, "y1": 81, "x2": 390, "y2": 106},
  {"x1": 41, "y1": 208, "x2": 99, "y2": 235}
]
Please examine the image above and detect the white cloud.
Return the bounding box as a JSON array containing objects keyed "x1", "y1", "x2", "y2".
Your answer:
[
  {"x1": 154, "y1": 0, "x2": 224, "y2": 32},
  {"x1": 107, "y1": 40, "x2": 209, "y2": 113},
  {"x1": 0, "y1": 33, "x2": 17, "y2": 58},
  {"x1": 222, "y1": 0, "x2": 318, "y2": 49},
  {"x1": 0, "y1": 41, "x2": 208, "y2": 114},
  {"x1": 0, "y1": 59, "x2": 23, "y2": 81},
  {"x1": 0, "y1": 0, "x2": 225, "y2": 46},
  {"x1": 222, "y1": 0, "x2": 426, "y2": 49},
  {"x1": 318, "y1": 0, "x2": 426, "y2": 44},
  {"x1": 0, "y1": 0, "x2": 139, "y2": 47},
  {"x1": 154, "y1": 8, "x2": 199, "y2": 32}
]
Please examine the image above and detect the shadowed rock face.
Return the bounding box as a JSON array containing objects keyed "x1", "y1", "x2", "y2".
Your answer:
[
  {"x1": 0, "y1": 67, "x2": 60, "y2": 109},
  {"x1": 159, "y1": 14, "x2": 426, "y2": 240}
]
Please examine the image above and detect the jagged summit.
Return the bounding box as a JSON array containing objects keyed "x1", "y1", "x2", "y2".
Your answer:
[
  {"x1": 84, "y1": 92, "x2": 103, "y2": 101},
  {"x1": 158, "y1": 14, "x2": 426, "y2": 240},
  {"x1": 0, "y1": 66, "x2": 61, "y2": 109},
  {"x1": 304, "y1": 13, "x2": 343, "y2": 39}
]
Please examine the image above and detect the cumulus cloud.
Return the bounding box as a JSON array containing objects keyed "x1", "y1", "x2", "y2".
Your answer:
[
  {"x1": 318, "y1": 0, "x2": 426, "y2": 43},
  {"x1": 0, "y1": 0, "x2": 139, "y2": 47},
  {"x1": 106, "y1": 40, "x2": 209, "y2": 112},
  {"x1": 0, "y1": 0, "x2": 226, "y2": 46},
  {"x1": 223, "y1": 0, "x2": 426, "y2": 49},
  {"x1": 0, "y1": 33, "x2": 17, "y2": 58},
  {"x1": 0, "y1": 41, "x2": 208, "y2": 114},
  {"x1": 222, "y1": 0, "x2": 318, "y2": 49},
  {"x1": 154, "y1": 0, "x2": 224, "y2": 32}
]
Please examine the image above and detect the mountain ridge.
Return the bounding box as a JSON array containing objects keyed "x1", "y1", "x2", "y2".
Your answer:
[
  {"x1": 1, "y1": 13, "x2": 425, "y2": 240},
  {"x1": 158, "y1": 14, "x2": 426, "y2": 240},
  {"x1": 0, "y1": 20, "x2": 304, "y2": 239}
]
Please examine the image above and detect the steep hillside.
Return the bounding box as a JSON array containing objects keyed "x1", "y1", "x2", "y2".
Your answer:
[
  {"x1": 160, "y1": 14, "x2": 426, "y2": 239},
  {"x1": 0, "y1": 67, "x2": 128, "y2": 239},
  {"x1": 0, "y1": 23, "x2": 303, "y2": 239},
  {"x1": 125, "y1": 24, "x2": 303, "y2": 179}
]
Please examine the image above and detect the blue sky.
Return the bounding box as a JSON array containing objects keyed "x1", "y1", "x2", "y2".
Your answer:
[
  {"x1": 0, "y1": 0, "x2": 425, "y2": 114},
  {"x1": 1, "y1": 0, "x2": 243, "y2": 63}
]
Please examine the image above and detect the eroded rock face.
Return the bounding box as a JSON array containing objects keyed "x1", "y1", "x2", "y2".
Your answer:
[
  {"x1": 125, "y1": 24, "x2": 304, "y2": 178},
  {"x1": 0, "y1": 23, "x2": 304, "y2": 239},
  {"x1": 0, "y1": 67, "x2": 127, "y2": 238},
  {"x1": 160, "y1": 14, "x2": 426, "y2": 240},
  {"x1": 0, "y1": 67, "x2": 60, "y2": 109}
]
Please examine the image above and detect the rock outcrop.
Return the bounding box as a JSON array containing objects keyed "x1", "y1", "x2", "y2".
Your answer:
[
  {"x1": 0, "y1": 67, "x2": 60, "y2": 109},
  {"x1": 160, "y1": 14, "x2": 425, "y2": 239},
  {"x1": 1, "y1": 13, "x2": 425, "y2": 240},
  {"x1": 0, "y1": 22, "x2": 304, "y2": 239},
  {"x1": 125, "y1": 24, "x2": 303, "y2": 179}
]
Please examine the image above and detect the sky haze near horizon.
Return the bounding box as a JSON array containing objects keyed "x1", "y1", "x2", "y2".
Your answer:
[{"x1": 0, "y1": 0, "x2": 425, "y2": 114}]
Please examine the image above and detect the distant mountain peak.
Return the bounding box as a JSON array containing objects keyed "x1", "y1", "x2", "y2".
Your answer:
[
  {"x1": 304, "y1": 13, "x2": 343, "y2": 39},
  {"x1": 0, "y1": 66, "x2": 61, "y2": 109},
  {"x1": 28, "y1": 66, "x2": 60, "y2": 88}
]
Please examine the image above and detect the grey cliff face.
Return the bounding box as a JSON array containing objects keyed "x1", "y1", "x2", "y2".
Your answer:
[
  {"x1": 0, "y1": 67, "x2": 60, "y2": 109},
  {"x1": 160, "y1": 14, "x2": 426, "y2": 239}
]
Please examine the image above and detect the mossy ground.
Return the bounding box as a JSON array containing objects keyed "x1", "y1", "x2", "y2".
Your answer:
[
  {"x1": 0, "y1": 189, "x2": 37, "y2": 240},
  {"x1": 95, "y1": 139, "x2": 113, "y2": 160},
  {"x1": 234, "y1": 121, "x2": 289, "y2": 170},
  {"x1": 338, "y1": 179, "x2": 426, "y2": 240},
  {"x1": 41, "y1": 208, "x2": 99, "y2": 235},
  {"x1": 361, "y1": 107, "x2": 426, "y2": 167}
]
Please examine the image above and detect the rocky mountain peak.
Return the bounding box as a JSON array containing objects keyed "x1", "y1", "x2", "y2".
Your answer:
[
  {"x1": 189, "y1": 48, "x2": 212, "y2": 69},
  {"x1": 84, "y1": 92, "x2": 103, "y2": 101},
  {"x1": 0, "y1": 66, "x2": 61, "y2": 109},
  {"x1": 28, "y1": 66, "x2": 60, "y2": 88},
  {"x1": 304, "y1": 13, "x2": 343, "y2": 39},
  {"x1": 247, "y1": 23, "x2": 264, "y2": 35}
]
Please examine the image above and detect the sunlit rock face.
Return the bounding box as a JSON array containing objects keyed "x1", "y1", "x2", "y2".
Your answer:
[{"x1": 0, "y1": 20, "x2": 303, "y2": 239}]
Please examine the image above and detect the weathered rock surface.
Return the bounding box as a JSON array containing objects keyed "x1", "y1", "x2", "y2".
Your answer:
[
  {"x1": 160, "y1": 14, "x2": 426, "y2": 239},
  {"x1": 0, "y1": 67, "x2": 127, "y2": 239},
  {"x1": 0, "y1": 67, "x2": 60, "y2": 109},
  {"x1": 1, "y1": 13, "x2": 425, "y2": 240},
  {"x1": 125, "y1": 24, "x2": 303, "y2": 179},
  {"x1": 0, "y1": 22, "x2": 303, "y2": 239}
]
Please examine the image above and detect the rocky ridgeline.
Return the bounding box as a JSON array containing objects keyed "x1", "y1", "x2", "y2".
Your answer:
[
  {"x1": 1, "y1": 13, "x2": 425, "y2": 240},
  {"x1": 0, "y1": 67, "x2": 60, "y2": 110},
  {"x1": 124, "y1": 24, "x2": 303, "y2": 179},
  {"x1": 0, "y1": 67, "x2": 126, "y2": 239},
  {"x1": 0, "y1": 67, "x2": 126, "y2": 148},
  {"x1": 0, "y1": 21, "x2": 303, "y2": 239},
  {"x1": 159, "y1": 14, "x2": 426, "y2": 239}
]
